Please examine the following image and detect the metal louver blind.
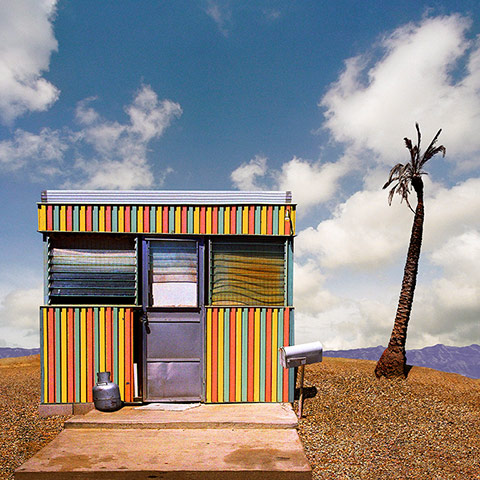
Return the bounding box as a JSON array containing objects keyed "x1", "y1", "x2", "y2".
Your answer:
[
  {"x1": 210, "y1": 242, "x2": 285, "y2": 306},
  {"x1": 49, "y1": 248, "x2": 136, "y2": 297},
  {"x1": 150, "y1": 241, "x2": 198, "y2": 283}
]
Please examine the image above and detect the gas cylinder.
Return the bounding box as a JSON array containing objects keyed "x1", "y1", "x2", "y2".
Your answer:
[{"x1": 93, "y1": 372, "x2": 123, "y2": 412}]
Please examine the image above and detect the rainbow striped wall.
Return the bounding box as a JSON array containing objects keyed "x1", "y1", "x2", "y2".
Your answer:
[
  {"x1": 40, "y1": 306, "x2": 135, "y2": 404},
  {"x1": 205, "y1": 307, "x2": 294, "y2": 403},
  {"x1": 37, "y1": 204, "x2": 296, "y2": 236}
]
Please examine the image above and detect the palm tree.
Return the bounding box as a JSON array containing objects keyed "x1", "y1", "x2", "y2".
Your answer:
[{"x1": 375, "y1": 123, "x2": 445, "y2": 379}]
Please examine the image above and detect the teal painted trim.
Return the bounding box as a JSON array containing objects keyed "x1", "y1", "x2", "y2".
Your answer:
[
  {"x1": 93, "y1": 206, "x2": 99, "y2": 231},
  {"x1": 40, "y1": 309, "x2": 45, "y2": 404},
  {"x1": 277, "y1": 308, "x2": 284, "y2": 401},
  {"x1": 169, "y1": 206, "x2": 175, "y2": 233},
  {"x1": 260, "y1": 308, "x2": 266, "y2": 402},
  {"x1": 130, "y1": 206, "x2": 137, "y2": 233},
  {"x1": 150, "y1": 207, "x2": 156, "y2": 233},
  {"x1": 187, "y1": 207, "x2": 194, "y2": 234},
  {"x1": 113, "y1": 308, "x2": 118, "y2": 384},
  {"x1": 73, "y1": 206, "x2": 79, "y2": 231},
  {"x1": 223, "y1": 308, "x2": 230, "y2": 402},
  {"x1": 218, "y1": 207, "x2": 224, "y2": 234},
  {"x1": 112, "y1": 206, "x2": 118, "y2": 232},
  {"x1": 55, "y1": 308, "x2": 61, "y2": 402},
  {"x1": 241, "y1": 309, "x2": 248, "y2": 402},
  {"x1": 94, "y1": 308, "x2": 99, "y2": 378},
  {"x1": 288, "y1": 309, "x2": 295, "y2": 402},
  {"x1": 255, "y1": 206, "x2": 261, "y2": 234},
  {"x1": 237, "y1": 206, "x2": 242, "y2": 234},
  {"x1": 273, "y1": 206, "x2": 279, "y2": 235},
  {"x1": 287, "y1": 239, "x2": 294, "y2": 305},
  {"x1": 75, "y1": 308, "x2": 80, "y2": 403},
  {"x1": 53, "y1": 206, "x2": 60, "y2": 231}
]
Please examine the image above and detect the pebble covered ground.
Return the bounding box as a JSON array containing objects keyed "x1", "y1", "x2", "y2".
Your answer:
[
  {"x1": 0, "y1": 356, "x2": 68, "y2": 480},
  {"x1": 1, "y1": 355, "x2": 479, "y2": 479},
  {"x1": 295, "y1": 357, "x2": 480, "y2": 479}
]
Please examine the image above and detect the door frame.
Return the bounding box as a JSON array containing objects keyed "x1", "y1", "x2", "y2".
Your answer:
[{"x1": 141, "y1": 237, "x2": 205, "y2": 402}]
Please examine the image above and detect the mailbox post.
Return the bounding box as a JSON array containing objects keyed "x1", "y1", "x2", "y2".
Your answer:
[{"x1": 279, "y1": 341, "x2": 323, "y2": 418}]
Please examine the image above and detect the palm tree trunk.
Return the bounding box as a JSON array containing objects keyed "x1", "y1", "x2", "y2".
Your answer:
[{"x1": 375, "y1": 178, "x2": 424, "y2": 378}]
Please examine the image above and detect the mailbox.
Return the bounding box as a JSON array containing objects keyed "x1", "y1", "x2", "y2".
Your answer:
[{"x1": 279, "y1": 341, "x2": 323, "y2": 369}]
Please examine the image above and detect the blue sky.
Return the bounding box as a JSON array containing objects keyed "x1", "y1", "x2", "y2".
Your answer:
[{"x1": 0, "y1": 1, "x2": 479, "y2": 350}]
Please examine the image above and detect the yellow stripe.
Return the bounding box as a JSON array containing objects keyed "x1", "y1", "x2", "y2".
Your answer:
[
  {"x1": 118, "y1": 206, "x2": 124, "y2": 232},
  {"x1": 80, "y1": 309, "x2": 87, "y2": 403},
  {"x1": 291, "y1": 208, "x2": 296, "y2": 235},
  {"x1": 217, "y1": 309, "x2": 224, "y2": 402},
  {"x1": 175, "y1": 207, "x2": 181, "y2": 233},
  {"x1": 38, "y1": 205, "x2": 47, "y2": 231},
  {"x1": 61, "y1": 308, "x2": 67, "y2": 403},
  {"x1": 242, "y1": 206, "x2": 248, "y2": 234},
  {"x1": 279, "y1": 206, "x2": 285, "y2": 236},
  {"x1": 119, "y1": 309, "x2": 125, "y2": 401},
  {"x1": 43, "y1": 309, "x2": 48, "y2": 401},
  {"x1": 271, "y1": 310, "x2": 278, "y2": 402},
  {"x1": 99, "y1": 206, "x2": 105, "y2": 232},
  {"x1": 224, "y1": 207, "x2": 230, "y2": 234},
  {"x1": 156, "y1": 206, "x2": 162, "y2": 233},
  {"x1": 206, "y1": 309, "x2": 212, "y2": 402},
  {"x1": 100, "y1": 308, "x2": 106, "y2": 371},
  {"x1": 206, "y1": 207, "x2": 212, "y2": 234},
  {"x1": 254, "y1": 308, "x2": 260, "y2": 401},
  {"x1": 60, "y1": 206, "x2": 66, "y2": 231},
  {"x1": 193, "y1": 207, "x2": 200, "y2": 234},
  {"x1": 235, "y1": 309, "x2": 242, "y2": 402},
  {"x1": 137, "y1": 206, "x2": 143, "y2": 232},
  {"x1": 261, "y1": 206, "x2": 267, "y2": 235},
  {"x1": 79, "y1": 206, "x2": 86, "y2": 231}
]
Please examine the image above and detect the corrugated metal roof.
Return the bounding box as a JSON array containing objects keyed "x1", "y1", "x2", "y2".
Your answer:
[{"x1": 40, "y1": 190, "x2": 293, "y2": 205}]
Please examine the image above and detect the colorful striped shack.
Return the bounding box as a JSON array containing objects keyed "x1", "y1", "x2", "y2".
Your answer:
[{"x1": 38, "y1": 190, "x2": 296, "y2": 414}]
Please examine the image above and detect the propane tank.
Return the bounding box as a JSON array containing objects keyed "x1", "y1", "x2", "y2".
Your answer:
[{"x1": 93, "y1": 372, "x2": 123, "y2": 412}]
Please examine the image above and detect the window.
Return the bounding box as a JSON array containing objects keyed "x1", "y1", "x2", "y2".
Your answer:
[
  {"x1": 209, "y1": 241, "x2": 285, "y2": 306},
  {"x1": 48, "y1": 234, "x2": 137, "y2": 304}
]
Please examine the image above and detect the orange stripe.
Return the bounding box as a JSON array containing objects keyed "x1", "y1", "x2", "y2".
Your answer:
[
  {"x1": 47, "y1": 308, "x2": 55, "y2": 403},
  {"x1": 248, "y1": 206, "x2": 255, "y2": 234},
  {"x1": 265, "y1": 309, "x2": 272, "y2": 402},
  {"x1": 67, "y1": 308, "x2": 75, "y2": 403},
  {"x1": 200, "y1": 206, "x2": 206, "y2": 234},
  {"x1": 144, "y1": 206, "x2": 150, "y2": 233},
  {"x1": 212, "y1": 207, "x2": 218, "y2": 234},
  {"x1": 229, "y1": 309, "x2": 236, "y2": 402},
  {"x1": 230, "y1": 206, "x2": 236, "y2": 234},
  {"x1": 124, "y1": 206, "x2": 131, "y2": 232},
  {"x1": 247, "y1": 308, "x2": 254, "y2": 402},
  {"x1": 124, "y1": 309, "x2": 132, "y2": 402},
  {"x1": 212, "y1": 309, "x2": 218, "y2": 402},
  {"x1": 285, "y1": 206, "x2": 291, "y2": 235},
  {"x1": 162, "y1": 206, "x2": 169, "y2": 233},
  {"x1": 283, "y1": 308, "x2": 290, "y2": 401}
]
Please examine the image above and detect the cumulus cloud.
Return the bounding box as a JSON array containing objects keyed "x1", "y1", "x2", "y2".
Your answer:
[
  {"x1": 0, "y1": 0, "x2": 59, "y2": 124},
  {"x1": 0, "y1": 85, "x2": 182, "y2": 188},
  {"x1": 230, "y1": 155, "x2": 268, "y2": 190},
  {"x1": 321, "y1": 14, "x2": 480, "y2": 169}
]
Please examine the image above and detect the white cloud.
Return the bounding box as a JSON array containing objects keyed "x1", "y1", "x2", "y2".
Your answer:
[
  {"x1": 321, "y1": 14, "x2": 480, "y2": 169},
  {"x1": 0, "y1": 0, "x2": 59, "y2": 124},
  {"x1": 205, "y1": 1, "x2": 231, "y2": 36},
  {"x1": 230, "y1": 155, "x2": 268, "y2": 190}
]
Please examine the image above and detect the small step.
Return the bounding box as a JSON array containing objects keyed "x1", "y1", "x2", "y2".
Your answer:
[
  {"x1": 65, "y1": 403, "x2": 299, "y2": 430},
  {"x1": 15, "y1": 428, "x2": 312, "y2": 479}
]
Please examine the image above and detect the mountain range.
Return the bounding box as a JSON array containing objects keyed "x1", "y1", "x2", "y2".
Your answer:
[{"x1": 324, "y1": 344, "x2": 480, "y2": 379}]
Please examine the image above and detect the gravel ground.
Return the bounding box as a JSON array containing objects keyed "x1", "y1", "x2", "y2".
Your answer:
[
  {"x1": 0, "y1": 356, "x2": 68, "y2": 480},
  {"x1": 1, "y1": 355, "x2": 479, "y2": 479},
  {"x1": 295, "y1": 357, "x2": 480, "y2": 480}
]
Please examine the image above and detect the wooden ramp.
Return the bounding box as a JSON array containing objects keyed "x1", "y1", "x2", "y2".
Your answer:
[{"x1": 15, "y1": 404, "x2": 312, "y2": 480}]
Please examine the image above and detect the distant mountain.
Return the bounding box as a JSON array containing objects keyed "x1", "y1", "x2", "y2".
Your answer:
[
  {"x1": 0, "y1": 347, "x2": 40, "y2": 359},
  {"x1": 324, "y1": 344, "x2": 480, "y2": 379}
]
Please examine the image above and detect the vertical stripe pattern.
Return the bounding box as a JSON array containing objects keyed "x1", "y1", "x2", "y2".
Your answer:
[
  {"x1": 205, "y1": 306, "x2": 294, "y2": 403},
  {"x1": 40, "y1": 306, "x2": 135, "y2": 404}
]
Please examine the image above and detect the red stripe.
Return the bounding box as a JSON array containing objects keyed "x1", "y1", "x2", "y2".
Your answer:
[
  {"x1": 47, "y1": 308, "x2": 55, "y2": 403},
  {"x1": 211, "y1": 309, "x2": 218, "y2": 402},
  {"x1": 47, "y1": 206, "x2": 53, "y2": 231},
  {"x1": 124, "y1": 206, "x2": 131, "y2": 232},
  {"x1": 265, "y1": 309, "x2": 272, "y2": 402},
  {"x1": 267, "y1": 206, "x2": 273, "y2": 235},
  {"x1": 285, "y1": 206, "x2": 291, "y2": 235},
  {"x1": 283, "y1": 308, "x2": 290, "y2": 401},
  {"x1": 229, "y1": 309, "x2": 236, "y2": 402},
  {"x1": 162, "y1": 206, "x2": 169, "y2": 233},
  {"x1": 200, "y1": 207, "x2": 206, "y2": 234},
  {"x1": 249, "y1": 206, "x2": 255, "y2": 234},
  {"x1": 106, "y1": 308, "x2": 112, "y2": 377},
  {"x1": 68, "y1": 308, "x2": 74, "y2": 403},
  {"x1": 86, "y1": 206, "x2": 92, "y2": 231},
  {"x1": 230, "y1": 206, "x2": 236, "y2": 234},
  {"x1": 212, "y1": 207, "x2": 218, "y2": 234},
  {"x1": 66, "y1": 206, "x2": 72, "y2": 232},
  {"x1": 106, "y1": 206, "x2": 112, "y2": 232},
  {"x1": 247, "y1": 308, "x2": 254, "y2": 402},
  {"x1": 142, "y1": 206, "x2": 149, "y2": 233},
  {"x1": 181, "y1": 206, "x2": 187, "y2": 233},
  {"x1": 124, "y1": 309, "x2": 132, "y2": 402}
]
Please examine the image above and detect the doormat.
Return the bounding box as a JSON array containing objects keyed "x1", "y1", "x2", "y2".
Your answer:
[{"x1": 134, "y1": 403, "x2": 201, "y2": 411}]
